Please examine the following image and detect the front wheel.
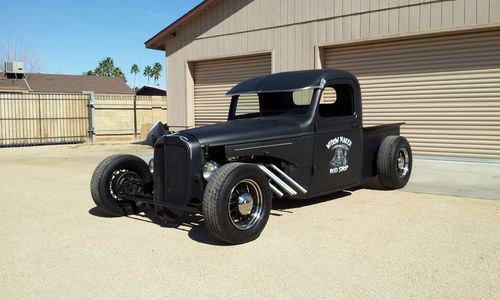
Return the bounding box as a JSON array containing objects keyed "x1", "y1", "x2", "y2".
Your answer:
[
  {"x1": 90, "y1": 154, "x2": 152, "y2": 216},
  {"x1": 202, "y1": 163, "x2": 272, "y2": 244}
]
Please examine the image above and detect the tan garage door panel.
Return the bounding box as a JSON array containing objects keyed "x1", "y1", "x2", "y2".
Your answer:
[
  {"x1": 324, "y1": 30, "x2": 500, "y2": 159},
  {"x1": 194, "y1": 54, "x2": 272, "y2": 126}
]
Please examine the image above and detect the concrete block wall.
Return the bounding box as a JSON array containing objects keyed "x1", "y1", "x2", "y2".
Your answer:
[{"x1": 93, "y1": 94, "x2": 167, "y2": 141}]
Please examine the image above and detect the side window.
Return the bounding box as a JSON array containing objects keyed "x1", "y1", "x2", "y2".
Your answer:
[
  {"x1": 319, "y1": 87, "x2": 336, "y2": 104},
  {"x1": 318, "y1": 84, "x2": 354, "y2": 118},
  {"x1": 235, "y1": 94, "x2": 260, "y2": 116}
]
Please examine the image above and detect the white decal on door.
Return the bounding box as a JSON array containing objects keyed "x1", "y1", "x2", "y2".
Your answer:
[{"x1": 326, "y1": 136, "x2": 352, "y2": 174}]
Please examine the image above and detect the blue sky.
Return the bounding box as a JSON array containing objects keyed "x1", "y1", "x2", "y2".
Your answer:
[{"x1": 0, "y1": 0, "x2": 203, "y2": 88}]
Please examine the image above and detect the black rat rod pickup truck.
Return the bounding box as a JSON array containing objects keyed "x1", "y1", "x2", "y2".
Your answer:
[{"x1": 91, "y1": 69, "x2": 412, "y2": 244}]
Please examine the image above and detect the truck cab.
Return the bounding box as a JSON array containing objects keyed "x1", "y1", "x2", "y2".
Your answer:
[{"x1": 226, "y1": 71, "x2": 365, "y2": 197}]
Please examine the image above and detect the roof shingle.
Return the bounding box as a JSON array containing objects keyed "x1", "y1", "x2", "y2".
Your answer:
[{"x1": 0, "y1": 72, "x2": 134, "y2": 94}]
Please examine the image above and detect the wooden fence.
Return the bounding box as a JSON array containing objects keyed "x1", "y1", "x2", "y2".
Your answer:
[
  {"x1": 0, "y1": 93, "x2": 89, "y2": 147},
  {"x1": 0, "y1": 93, "x2": 168, "y2": 146}
]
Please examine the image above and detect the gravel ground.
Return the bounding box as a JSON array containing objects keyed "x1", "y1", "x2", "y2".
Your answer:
[{"x1": 0, "y1": 143, "x2": 498, "y2": 299}]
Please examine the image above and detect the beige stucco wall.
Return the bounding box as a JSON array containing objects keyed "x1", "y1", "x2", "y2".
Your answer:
[
  {"x1": 162, "y1": 0, "x2": 500, "y2": 130},
  {"x1": 93, "y1": 94, "x2": 167, "y2": 140}
]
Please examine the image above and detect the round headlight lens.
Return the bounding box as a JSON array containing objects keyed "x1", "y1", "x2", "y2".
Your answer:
[{"x1": 203, "y1": 161, "x2": 220, "y2": 181}]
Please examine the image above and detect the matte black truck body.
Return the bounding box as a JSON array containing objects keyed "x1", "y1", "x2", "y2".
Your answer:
[
  {"x1": 91, "y1": 69, "x2": 412, "y2": 244},
  {"x1": 155, "y1": 70, "x2": 404, "y2": 204}
]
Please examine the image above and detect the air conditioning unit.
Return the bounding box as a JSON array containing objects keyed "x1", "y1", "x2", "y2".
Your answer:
[{"x1": 4, "y1": 61, "x2": 25, "y2": 74}]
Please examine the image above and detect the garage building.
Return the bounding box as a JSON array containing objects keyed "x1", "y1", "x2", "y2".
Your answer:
[{"x1": 146, "y1": 0, "x2": 500, "y2": 160}]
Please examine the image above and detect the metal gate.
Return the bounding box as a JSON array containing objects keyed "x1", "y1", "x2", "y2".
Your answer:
[{"x1": 0, "y1": 93, "x2": 91, "y2": 147}]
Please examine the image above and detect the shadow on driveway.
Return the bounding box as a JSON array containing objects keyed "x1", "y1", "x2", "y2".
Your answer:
[{"x1": 88, "y1": 189, "x2": 354, "y2": 246}]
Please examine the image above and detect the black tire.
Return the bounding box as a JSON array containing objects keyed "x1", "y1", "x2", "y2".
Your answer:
[
  {"x1": 377, "y1": 136, "x2": 412, "y2": 189},
  {"x1": 202, "y1": 163, "x2": 272, "y2": 244},
  {"x1": 90, "y1": 154, "x2": 152, "y2": 216}
]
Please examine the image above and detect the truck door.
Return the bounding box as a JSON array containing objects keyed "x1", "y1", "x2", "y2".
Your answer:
[{"x1": 310, "y1": 81, "x2": 363, "y2": 194}]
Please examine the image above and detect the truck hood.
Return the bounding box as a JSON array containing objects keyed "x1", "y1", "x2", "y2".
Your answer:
[{"x1": 180, "y1": 116, "x2": 304, "y2": 146}]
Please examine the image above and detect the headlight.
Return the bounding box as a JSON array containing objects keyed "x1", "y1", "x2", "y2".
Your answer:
[
  {"x1": 148, "y1": 158, "x2": 154, "y2": 173},
  {"x1": 203, "y1": 161, "x2": 220, "y2": 181}
]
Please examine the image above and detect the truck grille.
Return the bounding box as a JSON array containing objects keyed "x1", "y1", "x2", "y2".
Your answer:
[{"x1": 154, "y1": 143, "x2": 189, "y2": 205}]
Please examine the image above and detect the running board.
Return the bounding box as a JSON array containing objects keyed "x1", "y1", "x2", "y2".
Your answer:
[{"x1": 257, "y1": 164, "x2": 307, "y2": 197}]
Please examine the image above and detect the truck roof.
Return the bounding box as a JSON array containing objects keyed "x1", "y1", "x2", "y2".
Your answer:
[{"x1": 226, "y1": 69, "x2": 358, "y2": 95}]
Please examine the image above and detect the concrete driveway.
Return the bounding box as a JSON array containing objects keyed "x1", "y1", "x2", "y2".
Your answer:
[{"x1": 0, "y1": 144, "x2": 498, "y2": 299}]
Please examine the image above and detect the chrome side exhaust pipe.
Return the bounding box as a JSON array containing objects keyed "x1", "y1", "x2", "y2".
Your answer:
[
  {"x1": 269, "y1": 164, "x2": 308, "y2": 194},
  {"x1": 258, "y1": 165, "x2": 297, "y2": 196},
  {"x1": 257, "y1": 164, "x2": 307, "y2": 197},
  {"x1": 268, "y1": 182, "x2": 284, "y2": 198}
]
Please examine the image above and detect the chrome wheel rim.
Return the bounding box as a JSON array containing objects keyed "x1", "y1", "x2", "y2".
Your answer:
[
  {"x1": 397, "y1": 147, "x2": 410, "y2": 178},
  {"x1": 228, "y1": 179, "x2": 263, "y2": 231}
]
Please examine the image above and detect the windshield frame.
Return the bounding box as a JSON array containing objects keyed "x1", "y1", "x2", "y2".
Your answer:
[{"x1": 228, "y1": 88, "x2": 319, "y2": 121}]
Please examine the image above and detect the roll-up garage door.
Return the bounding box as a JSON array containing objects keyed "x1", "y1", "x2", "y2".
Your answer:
[
  {"x1": 324, "y1": 29, "x2": 500, "y2": 159},
  {"x1": 194, "y1": 54, "x2": 272, "y2": 126}
]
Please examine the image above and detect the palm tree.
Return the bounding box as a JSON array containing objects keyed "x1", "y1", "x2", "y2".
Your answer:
[
  {"x1": 112, "y1": 67, "x2": 126, "y2": 82},
  {"x1": 83, "y1": 57, "x2": 126, "y2": 81},
  {"x1": 130, "y1": 64, "x2": 140, "y2": 89},
  {"x1": 152, "y1": 62, "x2": 163, "y2": 85},
  {"x1": 95, "y1": 57, "x2": 115, "y2": 77},
  {"x1": 143, "y1": 65, "x2": 153, "y2": 85}
]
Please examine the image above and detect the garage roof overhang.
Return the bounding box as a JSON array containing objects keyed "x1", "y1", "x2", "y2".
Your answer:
[{"x1": 145, "y1": 0, "x2": 219, "y2": 51}]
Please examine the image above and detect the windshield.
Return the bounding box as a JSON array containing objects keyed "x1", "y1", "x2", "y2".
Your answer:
[{"x1": 230, "y1": 89, "x2": 315, "y2": 119}]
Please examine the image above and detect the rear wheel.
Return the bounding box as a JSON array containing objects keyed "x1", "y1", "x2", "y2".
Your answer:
[
  {"x1": 377, "y1": 136, "x2": 412, "y2": 189},
  {"x1": 90, "y1": 154, "x2": 152, "y2": 216},
  {"x1": 203, "y1": 163, "x2": 272, "y2": 244}
]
